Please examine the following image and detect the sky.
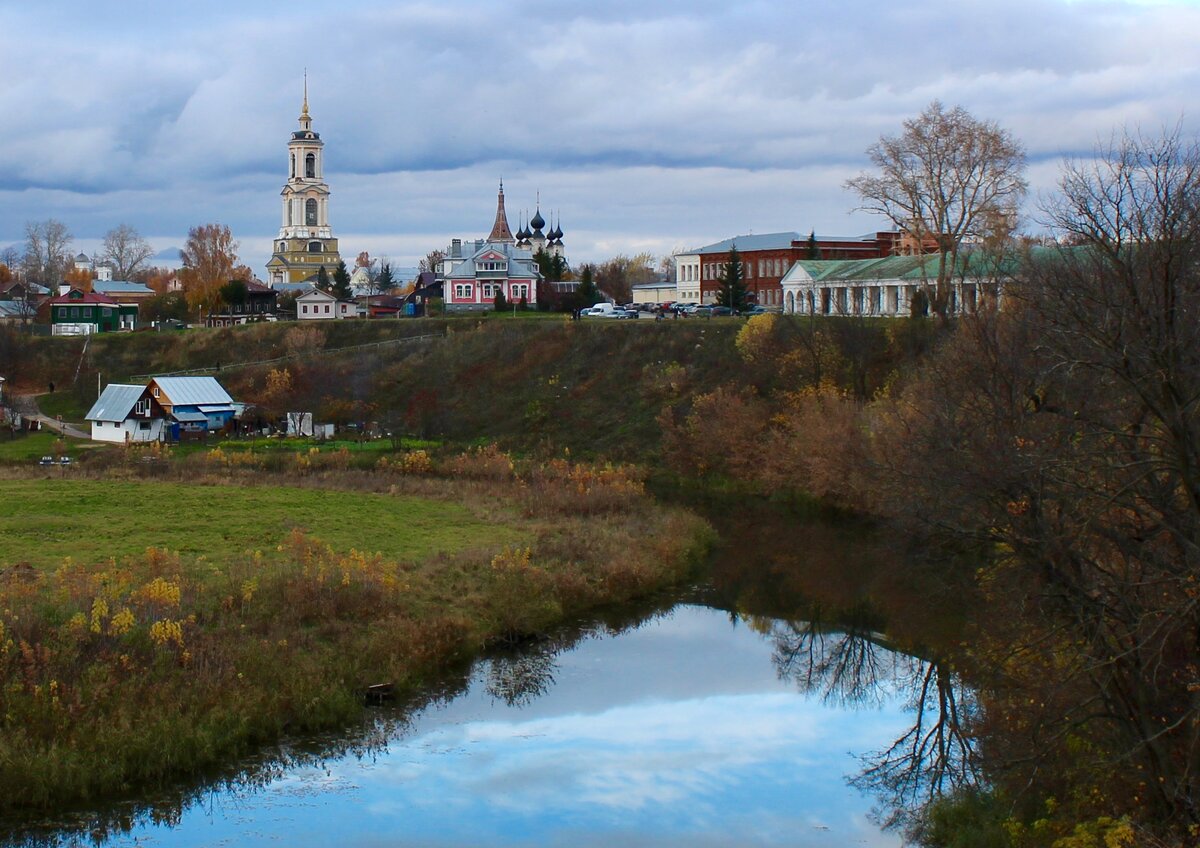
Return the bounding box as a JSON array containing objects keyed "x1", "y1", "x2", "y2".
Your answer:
[{"x1": 1, "y1": 0, "x2": 1198, "y2": 278}]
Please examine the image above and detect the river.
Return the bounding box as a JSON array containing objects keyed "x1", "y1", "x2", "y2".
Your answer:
[{"x1": 7, "y1": 505, "x2": 970, "y2": 847}]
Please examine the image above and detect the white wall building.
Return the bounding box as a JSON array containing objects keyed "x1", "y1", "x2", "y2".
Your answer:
[{"x1": 296, "y1": 287, "x2": 355, "y2": 320}]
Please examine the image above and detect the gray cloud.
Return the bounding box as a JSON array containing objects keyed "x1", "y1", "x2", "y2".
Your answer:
[{"x1": 1, "y1": 0, "x2": 1197, "y2": 273}]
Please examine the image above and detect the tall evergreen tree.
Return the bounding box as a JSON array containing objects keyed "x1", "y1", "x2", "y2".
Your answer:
[
  {"x1": 316, "y1": 265, "x2": 331, "y2": 293},
  {"x1": 331, "y1": 260, "x2": 353, "y2": 300},
  {"x1": 576, "y1": 265, "x2": 600, "y2": 308},
  {"x1": 807, "y1": 230, "x2": 821, "y2": 260},
  {"x1": 717, "y1": 246, "x2": 749, "y2": 312},
  {"x1": 374, "y1": 262, "x2": 395, "y2": 295}
]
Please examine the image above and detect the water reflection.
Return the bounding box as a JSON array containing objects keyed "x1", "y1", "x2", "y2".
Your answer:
[
  {"x1": 4, "y1": 501, "x2": 978, "y2": 848},
  {"x1": 693, "y1": 498, "x2": 980, "y2": 834}
]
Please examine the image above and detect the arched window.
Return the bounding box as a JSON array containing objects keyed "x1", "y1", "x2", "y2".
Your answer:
[
  {"x1": 305, "y1": 153, "x2": 316, "y2": 179},
  {"x1": 308, "y1": 241, "x2": 323, "y2": 253},
  {"x1": 305, "y1": 199, "x2": 318, "y2": 226}
]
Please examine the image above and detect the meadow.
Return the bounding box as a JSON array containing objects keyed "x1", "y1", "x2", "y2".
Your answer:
[
  {"x1": 0, "y1": 478, "x2": 512, "y2": 568},
  {"x1": 0, "y1": 446, "x2": 712, "y2": 816}
]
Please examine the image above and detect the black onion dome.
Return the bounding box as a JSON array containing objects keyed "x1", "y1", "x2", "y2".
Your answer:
[{"x1": 530, "y1": 208, "x2": 545, "y2": 231}]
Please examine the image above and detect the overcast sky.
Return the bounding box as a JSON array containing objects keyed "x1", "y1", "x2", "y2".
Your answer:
[{"x1": 1, "y1": 0, "x2": 1197, "y2": 277}]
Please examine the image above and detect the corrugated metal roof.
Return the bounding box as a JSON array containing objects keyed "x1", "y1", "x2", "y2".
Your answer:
[
  {"x1": 86, "y1": 384, "x2": 147, "y2": 422},
  {"x1": 786, "y1": 249, "x2": 1023, "y2": 284},
  {"x1": 152, "y1": 377, "x2": 234, "y2": 407},
  {"x1": 94, "y1": 281, "x2": 154, "y2": 295},
  {"x1": 172, "y1": 410, "x2": 207, "y2": 422},
  {"x1": 688, "y1": 232, "x2": 801, "y2": 255}
]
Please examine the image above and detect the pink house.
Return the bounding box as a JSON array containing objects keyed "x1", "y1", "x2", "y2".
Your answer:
[{"x1": 440, "y1": 183, "x2": 543, "y2": 312}]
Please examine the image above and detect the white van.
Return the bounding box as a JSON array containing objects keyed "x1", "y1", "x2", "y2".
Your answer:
[{"x1": 584, "y1": 303, "x2": 619, "y2": 317}]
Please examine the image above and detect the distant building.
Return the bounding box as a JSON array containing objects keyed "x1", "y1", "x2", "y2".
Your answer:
[
  {"x1": 780, "y1": 251, "x2": 1004, "y2": 317},
  {"x1": 439, "y1": 183, "x2": 545, "y2": 311},
  {"x1": 85, "y1": 376, "x2": 240, "y2": 442},
  {"x1": 674, "y1": 231, "x2": 903, "y2": 306},
  {"x1": 73, "y1": 252, "x2": 113, "y2": 282},
  {"x1": 207, "y1": 279, "x2": 279, "y2": 327},
  {"x1": 91, "y1": 280, "x2": 155, "y2": 305},
  {"x1": 265, "y1": 80, "x2": 342, "y2": 286},
  {"x1": 49, "y1": 289, "x2": 137, "y2": 335},
  {"x1": 296, "y1": 287, "x2": 355, "y2": 320}
]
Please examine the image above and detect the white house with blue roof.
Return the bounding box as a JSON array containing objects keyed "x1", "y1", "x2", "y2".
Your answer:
[
  {"x1": 86, "y1": 376, "x2": 238, "y2": 442},
  {"x1": 85, "y1": 384, "x2": 167, "y2": 443}
]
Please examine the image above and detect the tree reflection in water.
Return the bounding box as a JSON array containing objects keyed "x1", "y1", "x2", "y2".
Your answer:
[
  {"x1": 690, "y1": 491, "x2": 982, "y2": 836},
  {"x1": 762, "y1": 609, "x2": 979, "y2": 832},
  {"x1": 485, "y1": 642, "x2": 559, "y2": 708}
]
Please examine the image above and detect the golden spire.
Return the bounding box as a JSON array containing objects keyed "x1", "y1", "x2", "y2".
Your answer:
[{"x1": 301, "y1": 69, "x2": 309, "y2": 118}]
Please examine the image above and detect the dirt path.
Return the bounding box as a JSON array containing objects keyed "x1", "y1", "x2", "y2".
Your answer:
[{"x1": 15, "y1": 393, "x2": 90, "y2": 440}]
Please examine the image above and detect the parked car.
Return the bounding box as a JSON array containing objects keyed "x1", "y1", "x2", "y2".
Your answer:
[
  {"x1": 743, "y1": 305, "x2": 781, "y2": 316},
  {"x1": 710, "y1": 305, "x2": 735, "y2": 316},
  {"x1": 38, "y1": 455, "x2": 54, "y2": 466},
  {"x1": 57, "y1": 456, "x2": 72, "y2": 466},
  {"x1": 622, "y1": 308, "x2": 640, "y2": 319}
]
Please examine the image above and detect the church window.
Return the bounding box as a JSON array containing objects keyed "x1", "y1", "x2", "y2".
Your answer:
[
  {"x1": 305, "y1": 153, "x2": 316, "y2": 179},
  {"x1": 308, "y1": 241, "x2": 323, "y2": 253},
  {"x1": 305, "y1": 199, "x2": 318, "y2": 226}
]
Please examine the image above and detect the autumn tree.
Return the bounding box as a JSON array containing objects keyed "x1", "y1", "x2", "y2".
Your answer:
[
  {"x1": 101, "y1": 223, "x2": 154, "y2": 280},
  {"x1": 869, "y1": 127, "x2": 1200, "y2": 841},
  {"x1": 846, "y1": 101, "x2": 1026, "y2": 320},
  {"x1": 179, "y1": 224, "x2": 238, "y2": 315},
  {"x1": 594, "y1": 253, "x2": 656, "y2": 304},
  {"x1": 63, "y1": 266, "x2": 93, "y2": 293},
  {"x1": 22, "y1": 219, "x2": 73, "y2": 284}
]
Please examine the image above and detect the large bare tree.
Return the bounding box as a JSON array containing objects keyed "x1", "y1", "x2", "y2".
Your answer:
[
  {"x1": 870, "y1": 126, "x2": 1200, "y2": 839},
  {"x1": 21, "y1": 218, "x2": 73, "y2": 285},
  {"x1": 846, "y1": 101, "x2": 1026, "y2": 319},
  {"x1": 101, "y1": 223, "x2": 155, "y2": 280}
]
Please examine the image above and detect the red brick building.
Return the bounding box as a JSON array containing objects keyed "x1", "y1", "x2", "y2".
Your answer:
[{"x1": 674, "y1": 231, "x2": 903, "y2": 306}]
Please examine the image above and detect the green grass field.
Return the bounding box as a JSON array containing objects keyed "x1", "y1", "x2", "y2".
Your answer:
[{"x1": 0, "y1": 479, "x2": 518, "y2": 569}]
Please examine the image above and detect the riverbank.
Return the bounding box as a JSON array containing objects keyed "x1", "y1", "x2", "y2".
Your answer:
[{"x1": 0, "y1": 448, "x2": 712, "y2": 815}]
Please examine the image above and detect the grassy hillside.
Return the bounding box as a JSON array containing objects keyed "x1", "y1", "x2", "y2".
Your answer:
[{"x1": 1, "y1": 315, "x2": 931, "y2": 464}]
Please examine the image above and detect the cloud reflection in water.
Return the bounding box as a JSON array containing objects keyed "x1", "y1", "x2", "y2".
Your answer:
[{"x1": 108, "y1": 605, "x2": 911, "y2": 848}]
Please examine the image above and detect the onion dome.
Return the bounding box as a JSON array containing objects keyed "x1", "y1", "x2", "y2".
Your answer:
[{"x1": 530, "y1": 207, "x2": 545, "y2": 233}]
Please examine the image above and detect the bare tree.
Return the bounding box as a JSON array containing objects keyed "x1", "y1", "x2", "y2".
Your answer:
[
  {"x1": 419, "y1": 249, "x2": 445, "y2": 276},
  {"x1": 0, "y1": 246, "x2": 20, "y2": 279},
  {"x1": 21, "y1": 219, "x2": 73, "y2": 284},
  {"x1": 101, "y1": 223, "x2": 154, "y2": 280},
  {"x1": 869, "y1": 126, "x2": 1200, "y2": 838},
  {"x1": 846, "y1": 101, "x2": 1026, "y2": 320}
]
